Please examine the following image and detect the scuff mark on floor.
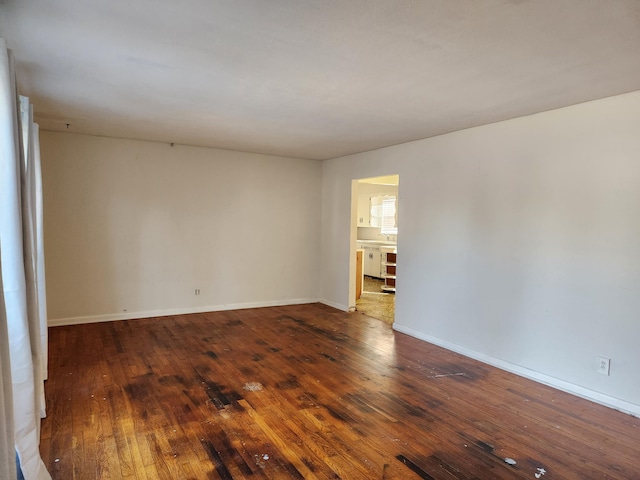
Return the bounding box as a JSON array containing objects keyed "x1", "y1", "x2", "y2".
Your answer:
[
  {"x1": 395, "y1": 454, "x2": 435, "y2": 480},
  {"x1": 430, "y1": 373, "x2": 466, "y2": 378},
  {"x1": 535, "y1": 467, "x2": 547, "y2": 478}
]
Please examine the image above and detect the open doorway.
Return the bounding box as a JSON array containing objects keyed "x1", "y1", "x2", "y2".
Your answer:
[{"x1": 351, "y1": 175, "x2": 399, "y2": 325}]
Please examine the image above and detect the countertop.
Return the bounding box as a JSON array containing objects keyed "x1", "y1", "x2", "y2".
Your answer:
[{"x1": 356, "y1": 240, "x2": 397, "y2": 246}]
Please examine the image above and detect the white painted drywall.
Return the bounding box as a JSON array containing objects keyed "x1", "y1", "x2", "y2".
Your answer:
[
  {"x1": 321, "y1": 91, "x2": 640, "y2": 413},
  {"x1": 357, "y1": 183, "x2": 398, "y2": 197},
  {"x1": 41, "y1": 132, "x2": 322, "y2": 324}
]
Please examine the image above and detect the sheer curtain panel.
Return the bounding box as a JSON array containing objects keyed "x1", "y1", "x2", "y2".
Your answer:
[
  {"x1": 19, "y1": 95, "x2": 47, "y2": 424},
  {"x1": 1, "y1": 38, "x2": 51, "y2": 480},
  {"x1": 1, "y1": 253, "x2": 17, "y2": 480}
]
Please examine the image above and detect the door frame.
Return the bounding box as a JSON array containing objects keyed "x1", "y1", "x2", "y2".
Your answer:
[{"x1": 348, "y1": 175, "x2": 399, "y2": 312}]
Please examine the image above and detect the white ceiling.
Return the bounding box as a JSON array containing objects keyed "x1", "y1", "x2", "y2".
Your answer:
[{"x1": 1, "y1": 0, "x2": 639, "y2": 160}]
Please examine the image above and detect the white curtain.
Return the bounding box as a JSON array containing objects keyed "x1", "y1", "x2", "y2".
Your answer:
[
  {"x1": 1, "y1": 253, "x2": 17, "y2": 480},
  {"x1": 33, "y1": 125, "x2": 48, "y2": 384},
  {"x1": 20, "y1": 96, "x2": 47, "y2": 424},
  {"x1": 1, "y1": 38, "x2": 51, "y2": 480}
]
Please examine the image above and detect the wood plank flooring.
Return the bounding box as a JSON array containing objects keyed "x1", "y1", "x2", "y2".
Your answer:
[{"x1": 41, "y1": 304, "x2": 640, "y2": 479}]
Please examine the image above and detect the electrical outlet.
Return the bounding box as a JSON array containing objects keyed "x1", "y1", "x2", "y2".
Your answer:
[
  {"x1": 597, "y1": 356, "x2": 610, "y2": 375},
  {"x1": 195, "y1": 288, "x2": 200, "y2": 295}
]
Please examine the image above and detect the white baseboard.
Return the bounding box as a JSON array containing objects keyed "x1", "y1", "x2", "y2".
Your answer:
[
  {"x1": 48, "y1": 297, "x2": 321, "y2": 327},
  {"x1": 393, "y1": 324, "x2": 640, "y2": 418},
  {"x1": 319, "y1": 299, "x2": 349, "y2": 311}
]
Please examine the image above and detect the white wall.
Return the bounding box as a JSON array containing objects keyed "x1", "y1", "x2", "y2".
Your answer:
[
  {"x1": 321, "y1": 91, "x2": 640, "y2": 415},
  {"x1": 42, "y1": 132, "x2": 322, "y2": 324},
  {"x1": 357, "y1": 183, "x2": 398, "y2": 197}
]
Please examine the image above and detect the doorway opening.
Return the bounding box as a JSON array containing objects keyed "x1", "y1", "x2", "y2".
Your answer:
[{"x1": 350, "y1": 174, "x2": 399, "y2": 325}]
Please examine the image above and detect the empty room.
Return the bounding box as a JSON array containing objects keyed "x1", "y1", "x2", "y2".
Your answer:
[{"x1": 1, "y1": 1, "x2": 640, "y2": 479}]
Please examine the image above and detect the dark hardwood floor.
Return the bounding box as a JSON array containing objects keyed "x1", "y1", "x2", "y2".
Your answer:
[{"x1": 41, "y1": 304, "x2": 640, "y2": 479}]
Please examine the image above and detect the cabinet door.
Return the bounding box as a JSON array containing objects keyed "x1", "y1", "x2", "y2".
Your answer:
[
  {"x1": 369, "y1": 195, "x2": 383, "y2": 227},
  {"x1": 357, "y1": 195, "x2": 370, "y2": 226},
  {"x1": 364, "y1": 248, "x2": 382, "y2": 277}
]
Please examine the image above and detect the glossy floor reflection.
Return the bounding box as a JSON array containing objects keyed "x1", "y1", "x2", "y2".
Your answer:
[{"x1": 42, "y1": 304, "x2": 640, "y2": 479}]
